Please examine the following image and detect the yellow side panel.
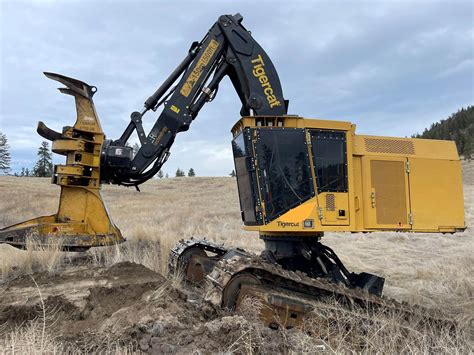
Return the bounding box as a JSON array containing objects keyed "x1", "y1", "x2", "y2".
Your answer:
[
  {"x1": 362, "y1": 156, "x2": 411, "y2": 229},
  {"x1": 353, "y1": 135, "x2": 459, "y2": 160},
  {"x1": 260, "y1": 200, "x2": 318, "y2": 232},
  {"x1": 408, "y1": 158, "x2": 465, "y2": 231},
  {"x1": 372, "y1": 160, "x2": 408, "y2": 225},
  {"x1": 318, "y1": 192, "x2": 350, "y2": 225}
]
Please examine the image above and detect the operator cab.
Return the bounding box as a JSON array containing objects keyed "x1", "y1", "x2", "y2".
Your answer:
[{"x1": 231, "y1": 115, "x2": 350, "y2": 228}]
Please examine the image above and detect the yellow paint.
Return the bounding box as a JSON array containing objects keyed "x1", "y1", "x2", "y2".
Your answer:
[
  {"x1": 170, "y1": 105, "x2": 180, "y2": 114},
  {"x1": 408, "y1": 158, "x2": 464, "y2": 230},
  {"x1": 318, "y1": 192, "x2": 350, "y2": 226},
  {"x1": 1, "y1": 82, "x2": 124, "y2": 249},
  {"x1": 180, "y1": 39, "x2": 220, "y2": 97},
  {"x1": 236, "y1": 115, "x2": 465, "y2": 235}
]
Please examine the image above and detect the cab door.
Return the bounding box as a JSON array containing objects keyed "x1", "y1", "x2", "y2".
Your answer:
[
  {"x1": 362, "y1": 156, "x2": 412, "y2": 229},
  {"x1": 309, "y1": 129, "x2": 350, "y2": 226}
]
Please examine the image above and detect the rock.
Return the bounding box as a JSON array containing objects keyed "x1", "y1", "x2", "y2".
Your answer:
[
  {"x1": 150, "y1": 322, "x2": 164, "y2": 336},
  {"x1": 138, "y1": 337, "x2": 150, "y2": 351},
  {"x1": 150, "y1": 338, "x2": 175, "y2": 354},
  {"x1": 160, "y1": 344, "x2": 175, "y2": 353},
  {"x1": 183, "y1": 333, "x2": 194, "y2": 345}
]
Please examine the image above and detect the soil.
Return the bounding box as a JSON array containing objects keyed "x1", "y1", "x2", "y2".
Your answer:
[{"x1": 0, "y1": 261, "x2": 290, "y2": 353}]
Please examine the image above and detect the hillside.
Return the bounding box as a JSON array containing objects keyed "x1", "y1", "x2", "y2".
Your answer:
[{"x1": 414, "y1": 106, "x2": 474, "y2": 159}]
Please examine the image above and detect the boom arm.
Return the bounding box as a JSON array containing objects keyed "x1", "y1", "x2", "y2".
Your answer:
[{"x1": 101, "y1": 14, "x2": 287, "y2": 186}]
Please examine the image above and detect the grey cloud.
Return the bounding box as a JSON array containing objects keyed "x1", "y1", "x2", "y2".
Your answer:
[{"x1": 0, "y1": 0, "x2": 472, "y2": 175}]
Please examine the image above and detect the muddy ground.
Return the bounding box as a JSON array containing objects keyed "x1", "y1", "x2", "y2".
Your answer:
[
  {"x1": 1, "y1": 246, "x2": 473, "y2": 353},
  {"x1": 0, "y1": 259, "x2": 301, "y2": 353}
]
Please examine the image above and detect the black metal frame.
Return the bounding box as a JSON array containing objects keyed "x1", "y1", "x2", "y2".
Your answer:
[{"x1": 102, "y1": 13, "x2": 287, "y2": 186}]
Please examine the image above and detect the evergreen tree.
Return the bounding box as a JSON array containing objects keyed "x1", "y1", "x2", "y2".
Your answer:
[
  {"x1": 33, "y1": 141, "x2": 53, "y2": 177},
  {"x1": 25, "y1": 168, "x2": 30, "y2": 177},
  {"x1": 229, "y1": 169, "x2": 236, "y2": 177},
  {"x1": 20, "y1": 167, "x2": 26, "y2": 177},
  {"x1": 165, "y1": 173, "x2": 169, "y2": 178},
  {"x1": 0, "y1": 131, "x2": 11, "y2": 174},
  {"x1": 188, "y1": 168, "x2": 196, "y2": 177},
  {"x1": 464, "y1": 138, "x2": 473, "y2": 161},
  {"x1": 157, "y1": 170, "x2": 164, "y2": 178},
  {"x1": 175, "y1": 168, "x2": 185, "y2": 177}
]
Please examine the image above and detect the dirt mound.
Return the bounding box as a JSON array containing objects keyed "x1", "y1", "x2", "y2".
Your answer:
[
  {"x1": 0, "y1": 260, "x2": 303, "y2": 353},
  {"x1": 1, "y1": 260, "x2": 470, "y2": 353},
  {"x1": 1, "y1": 263, "x2": 165, "y2": 348},
  {"x1": 1, "y1": 261, "x2": 282, "y2": 353}
]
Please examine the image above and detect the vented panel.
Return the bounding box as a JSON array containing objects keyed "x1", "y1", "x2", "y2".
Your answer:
[
  {"x1": 326, "y1": 194, "x2": 335, "y2": 211},
  {"x1": 370, "y1": 160, "x2": 408, "y2": 225},
  {"x1": 365, "y1": 138, "x2": 415, "y2": 155}
]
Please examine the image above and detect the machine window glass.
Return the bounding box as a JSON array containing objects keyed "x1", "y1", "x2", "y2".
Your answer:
[
  {"x1": 255, "y1": 128, "x2": 313, "y2": 221},
  {"x1": 232, "y1": 131, "x2": 259, "y2": 224},
  {"x1": 310, "y1": 130, "x2": 348, "y2": 192}
]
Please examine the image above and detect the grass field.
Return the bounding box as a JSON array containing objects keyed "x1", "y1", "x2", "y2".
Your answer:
[{"x1": 0, "y1": 162, "x2": 472, "y2": 352}]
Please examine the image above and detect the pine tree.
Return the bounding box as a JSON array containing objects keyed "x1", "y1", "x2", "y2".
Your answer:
[
  {"x1": 0, "y1": 131, "x2": 11, "y2": 174},
  {"x1": 157, "y1": 170, "x2": 164, "y2": 178},
  {"x1": 188, "y1": 168, "x2": 195, "y2": 177},
  {"x1": 229, "y1": 169, "x2": 236, "y2": 177},
  {"x1": 25, "y1": 168, "x2": 30, "y2": 177},
  {"x1": 165, "y1": 173, "x2": 169, "y2": 178},
  {"x1": 464, "y1": 138, "x2": 473, "y2": 161},
  {"x1": 33, "y1": 141, "x2": 53, "y2": 177},
  {"x1": 175, "y1": 168, "x2": 185, "y2": 177}
]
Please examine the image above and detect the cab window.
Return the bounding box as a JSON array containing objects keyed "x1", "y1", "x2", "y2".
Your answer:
[
  {"x1": 310, "y1": 130, "x2": 348, "y2": 192},
  {"x1": 255, "y1": 128, "x2": 314, "y2": 221}
]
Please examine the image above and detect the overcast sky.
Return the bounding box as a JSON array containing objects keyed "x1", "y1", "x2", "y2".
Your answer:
[{"x1": 0, "y1": 0, "x2": 473, "y2": 176}]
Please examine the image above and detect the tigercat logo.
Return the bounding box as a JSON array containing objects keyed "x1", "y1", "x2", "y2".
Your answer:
[
  {"x1": 251, "y1": 54, "x2": 282, "y2": 108},
  {"x1": 277, "y1": 221, "x2": 299, "y2": 228}
]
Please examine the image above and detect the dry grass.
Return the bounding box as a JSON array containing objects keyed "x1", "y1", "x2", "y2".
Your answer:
[
  {"x1": 1, "y1": 321, "x2": 136, "y2": 354},
  {"x1": 0, "y1": 162, "x2": 473, "y2": 352},
  {"x1": 0, "y1": 237, "x2": 64, "y2": 280},
  {"x1": 292, "y1": 299, "x2": 470, "y2": 353},
  {"x1": 228, "y1": 295, "x2": 470, "y2": 353},
  {"x1": 0, "y1": 176, "x2": 259, "y2": 278}
]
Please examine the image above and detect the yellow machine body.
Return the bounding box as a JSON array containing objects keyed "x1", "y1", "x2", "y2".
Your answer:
[{"x1": 231, "y1": 116, "x2": 465, "y2": 235}]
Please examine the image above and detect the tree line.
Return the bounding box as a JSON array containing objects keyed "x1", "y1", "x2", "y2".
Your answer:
[
  {"x1": 0, "y1": 137, "x2": 243, "y2": 178},
  {"x1": 0, "y1": 133, "x2": 53, "y2": 177},
  {"x1": 0, "y1": 133, "x2": 206, "y2": 178}
]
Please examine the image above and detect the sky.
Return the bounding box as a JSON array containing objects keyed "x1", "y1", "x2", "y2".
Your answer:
[{"x1": 0, "y1": 0, "x2": 473, "y2": 176}]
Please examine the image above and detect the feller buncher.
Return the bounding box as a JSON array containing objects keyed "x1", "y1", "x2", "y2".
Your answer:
[{"x1": 0, "y1": 14, "x2": 465, "y2": 328}]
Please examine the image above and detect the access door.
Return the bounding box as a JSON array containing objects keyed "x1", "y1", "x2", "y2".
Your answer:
[
  {"x1": 309, "y1": 129, "x2": 350, "y2": 226},
  {"x1": 362, "y1": 157, "x2": 411, "y2": 229}
]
